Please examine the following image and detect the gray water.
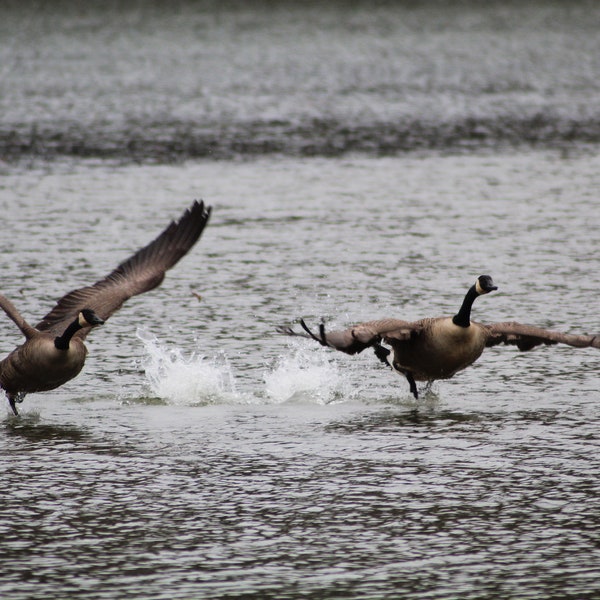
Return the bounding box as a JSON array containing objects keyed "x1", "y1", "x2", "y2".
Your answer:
[
  {"x1": 1, "y1": 2, "x2": 600, "y2": 599},
  {"x1": 2, "y1": 0, "x2": 600, "y2": 159}
]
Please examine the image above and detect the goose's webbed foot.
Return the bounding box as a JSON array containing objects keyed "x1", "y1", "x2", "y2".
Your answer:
[
  {"x1": 423, "y1": 381, "x2": 435, "y2": 396},
  {"x1": 7, "y1": 392, "x2": 25, "y2": 416},
  {"x1": 300, "y1": 319, "x2": 329, "y2": 347}
]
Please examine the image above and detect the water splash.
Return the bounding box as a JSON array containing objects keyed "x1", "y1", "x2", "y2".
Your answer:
[
  {"x1": 264, "y1": 348, "x2": 347, "y2": 405},
  {"x1": 136, "y1": 328, "x2": 239, "y2": 405},
  {"x1": 137, "y1": 330, "x2": 350, "y2": 406}
]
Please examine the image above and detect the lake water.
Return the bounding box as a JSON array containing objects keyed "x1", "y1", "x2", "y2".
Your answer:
[{"x1": 1, "y1": 2, "x2": 599, "y2": 599}]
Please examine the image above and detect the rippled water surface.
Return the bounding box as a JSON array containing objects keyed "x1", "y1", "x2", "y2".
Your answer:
[
  {"x1": 2, "y1": 0, "x2": 600, "y2": 159},
  {"x1": 2, "y1": 2, "x2": 600, "y2": 599},
  {"x1": 2, "y1": 153, "x2": 599, "y2": 599}
]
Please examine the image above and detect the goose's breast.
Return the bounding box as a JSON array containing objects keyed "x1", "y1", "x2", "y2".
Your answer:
[
  {"x1": 392, "y1": 319, "x2": 488, "y2": 380},
  {"x1": 1, "y1": 337, "x2": 88, "y2": 393}
]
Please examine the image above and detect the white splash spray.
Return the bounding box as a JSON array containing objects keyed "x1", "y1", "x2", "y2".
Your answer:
[
  {"x1": 263, "y1": 348, "x2": 347, "y2": 405},
  {"x1": 136, "y1": 329, "x2": 351, "y2": 406},
  {"x1": 136, "y1": 328, "x2": 239, "y2": 405}
]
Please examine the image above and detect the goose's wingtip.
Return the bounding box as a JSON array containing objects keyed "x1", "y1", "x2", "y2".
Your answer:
[
  {"x1": 190, "y1": 198, "x2": 212, "y2": 216},
  {"x1": 276, "y1": 324, "x2": 296, "y2": 336}
]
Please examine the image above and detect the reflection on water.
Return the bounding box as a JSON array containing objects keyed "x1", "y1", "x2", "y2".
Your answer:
[
  {"x1": 3, "y1": 417, "x2": 89, "y2": 444},
  {"x1": 325, "y1": 407, "x2": 484, "y2": 433}
]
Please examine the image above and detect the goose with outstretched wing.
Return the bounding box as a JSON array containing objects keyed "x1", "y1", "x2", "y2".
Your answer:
[
  {"x1": 279, "y1": 275, "x2": 599, "y2": 397},
  {"x1": 0, "y1": 200, "x2": 211, "y2": 415}
]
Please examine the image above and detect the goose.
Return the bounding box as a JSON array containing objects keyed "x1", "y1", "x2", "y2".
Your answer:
[
  {"x1": 0, "y1": 200, "x2": 211, "y2": 415},
  {"x1": 278, "y1": 275, "x2": 600, "y2": 398}
]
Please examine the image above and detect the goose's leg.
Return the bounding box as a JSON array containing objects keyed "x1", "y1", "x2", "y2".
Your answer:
[
  {"x1": 373, "y1": 343, "x2": 391, "y2": 366},
  {"x1": 8, "y1": 395, "x2": 19, "y2": 416},
  {"x1": 405, "y1": 373, "x2": 418, "y2": 399},
  {"x1": 373, "y1": 346, "x2": 419, "y2": 399},
  {"x1": 7, "y1": 392, "x2": 25, "y2": 416}
]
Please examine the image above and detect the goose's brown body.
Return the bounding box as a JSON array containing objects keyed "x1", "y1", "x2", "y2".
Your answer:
[
  {"x1": 391, "y1": 317, "x2": 490, "y2": 381},
  {"x1": 0, "y1": 335, "x2": 88, "y2": 396},
  {"x1": 279, "y1": 276, "x2": 600, "y2": 397},
  {"x1": 0, "y1": 200, "x2": 211, "y2": 414}
]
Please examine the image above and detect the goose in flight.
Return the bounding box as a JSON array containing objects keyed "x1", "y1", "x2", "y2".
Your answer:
[
  {"x1": 278, "y1": 275, "x2": 600, "y2": 398},
  {"x1": 0, "y1": 200, "x2": 211, "y2": 415}
]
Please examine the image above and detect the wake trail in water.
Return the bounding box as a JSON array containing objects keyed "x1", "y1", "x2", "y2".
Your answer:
[{"x1": 136, "y1": 329, "x2": 349, "y2": 406}]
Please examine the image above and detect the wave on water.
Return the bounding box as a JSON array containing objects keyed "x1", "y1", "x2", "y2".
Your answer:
[
  {"x1": 3, "y1": 115, "x2": 600, "y2": 162},
  {"x1": 136, "y1": 329, "x2": 348, "y2": 406}
]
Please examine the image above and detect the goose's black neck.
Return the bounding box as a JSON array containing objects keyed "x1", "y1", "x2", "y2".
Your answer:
[
  {"x1": 452, "y1": 285, "x2": 479, "y2": 328},
  {"x1": 54, "y1": 318, "x2": 82, "y2": 351}
]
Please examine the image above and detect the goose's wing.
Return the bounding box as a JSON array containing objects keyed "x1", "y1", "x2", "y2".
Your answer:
[
  {"x1": 277, "y1": 318, "x2": 420, "y2": 354},
  {"x1": 485, "y1": 321, "x2": 600, "y2": 351},
  {"x1": 0, "y1": 293, "x2": 38, "y2": 339},
  {"x1": 35, "y1": 200, "x2": 211, "y2": 338}
]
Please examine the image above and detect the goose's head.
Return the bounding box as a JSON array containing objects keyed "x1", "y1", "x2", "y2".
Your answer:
[
  {"x1": 475, "y1": 274, "x2": 498, "y2": 295},
  {"x1": 78, "y1": 308, "x2": 105, "y2": 328}
]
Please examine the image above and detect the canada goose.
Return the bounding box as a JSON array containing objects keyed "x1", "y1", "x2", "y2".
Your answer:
[
  {"x1": 1, "y1": 200, "x2": 211, "y2": 415},
  {"x1": 278, "y1": 275, "x2": 600, "y2": 398}
]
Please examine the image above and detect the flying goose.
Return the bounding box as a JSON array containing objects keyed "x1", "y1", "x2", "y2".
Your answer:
[
  {"x1": 278, "y1": 275, "x2": 600, "y2": 398},
  {"x1": 0, "y1": 200, "x2": 211, "y2": 415}
]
